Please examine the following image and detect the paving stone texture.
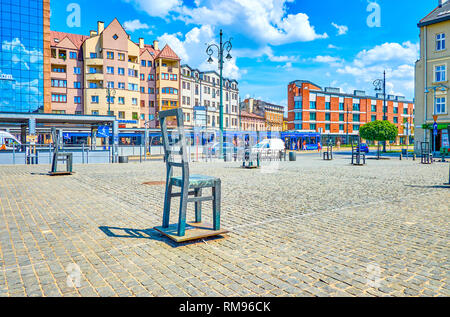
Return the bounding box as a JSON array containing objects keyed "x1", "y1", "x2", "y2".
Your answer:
[{"x1": 0, "y1": 154, "x2": 448, "y2": 297}]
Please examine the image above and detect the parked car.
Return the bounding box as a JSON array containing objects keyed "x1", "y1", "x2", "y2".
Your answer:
[
  {"x1": 0, "y1": 131, "x2": 22, "y2": 151},
  {"x1": 358, "y1": 143, "x2": 369, "y2": 153},
  {"x1": 206, "y1": 142, "x2": 237, "y2": 156},
  {"x1": 252, "y1": 138, "x2": 286, "y2": 155}
]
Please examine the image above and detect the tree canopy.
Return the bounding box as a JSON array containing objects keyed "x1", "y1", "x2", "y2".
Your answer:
[{"x1": 360, "y1": 120, "x2": 398, "y2": 142}]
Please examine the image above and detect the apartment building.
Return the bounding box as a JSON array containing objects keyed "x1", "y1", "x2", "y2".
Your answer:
[
  {"x1": 180, "y1": 65, "x2": 240, "y2": 130},
  {"x1": 287, "y1": 80, "x2": 415, "y2": 145},
  {"x1": 415, "y1": 0, "x2": 450, "y2": 152},
  {"x1": 241, "y1": 98, "x2": 284, "y2": 132},
  {"x1": 49, "y1": 19, "x2": 180, "y2": 128},
  {"x1": 240, "y1": 111, "x2": 266, "y2": 132}
]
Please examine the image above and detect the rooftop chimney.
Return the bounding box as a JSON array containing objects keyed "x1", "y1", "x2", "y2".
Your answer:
[
  {"x1": 139, "y1": 38, "x2": 145, "y2": 49},
  {"x1": 153, "y1": 40, "x2": 159, "y2": 51},
  {"x1": 97, "y1": 21, "x2": 104, "y2": 34},
  {"x1": 90, "y1": 30, "x2": 97, "y2": 37}
]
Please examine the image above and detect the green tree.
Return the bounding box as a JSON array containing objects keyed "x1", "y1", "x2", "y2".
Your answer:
[{"x1": 360, "y1": 120, "x2": 398, "y2": 159}]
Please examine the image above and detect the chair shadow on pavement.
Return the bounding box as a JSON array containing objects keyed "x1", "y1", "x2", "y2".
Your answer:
[
  {"x1": 405, "y1": 184, "x2": 450, "y2": 189},
  {"x1": 98, "y1": 226, "x2": 221, "y2": 248}
]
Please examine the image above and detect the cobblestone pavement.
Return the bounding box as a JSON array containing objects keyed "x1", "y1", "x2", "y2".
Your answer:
[{"x1": 0, "y1": 155, "x2": 449, "y2": 297}]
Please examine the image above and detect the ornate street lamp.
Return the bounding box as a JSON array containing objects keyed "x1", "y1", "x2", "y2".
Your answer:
[
  {"x1": 206, "y1": 29, "x2": 233, "y2": 159},
  {"x1": 106, "y1": 86, "x2": 116, "y2": 116},
  {"x1": 373, "y1": 71, "x2": 387, "y2": 152}
]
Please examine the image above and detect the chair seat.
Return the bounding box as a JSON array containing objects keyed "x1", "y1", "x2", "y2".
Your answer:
[{"x1": 170, "y1": 174, "x2": 219, "y2": 188}]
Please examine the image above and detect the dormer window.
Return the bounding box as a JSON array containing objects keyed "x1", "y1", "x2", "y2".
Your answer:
[{"x1": 113, "y1": 34, "x2": 119, "y2": 40}]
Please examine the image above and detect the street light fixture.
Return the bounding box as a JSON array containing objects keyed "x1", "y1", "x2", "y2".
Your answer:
[
  {"x1": 206, "y1": 29, "x2": 233, "y2": 160},
  {"x1": 373, "y1": 71, "x2": 387, "y2": 152},
  {"x1": 106, "y1": 86, "x2": 116, "y2": 116}
]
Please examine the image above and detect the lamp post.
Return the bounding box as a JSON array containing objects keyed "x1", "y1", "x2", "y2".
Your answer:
[
  {"x1": 206, "y1": 29, "x2": 233, "y2": 159},
  {"x1": 373, "y1": 71, "x2": 387, "y2": 152},
  {"x1": 425, "y1": 84, "x2": 448, "y2": 153}
]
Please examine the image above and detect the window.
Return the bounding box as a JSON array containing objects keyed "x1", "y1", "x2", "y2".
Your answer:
[
  {"x1": 74, "y1": 82, "x2": 81, "y2": 89},
  {"x1": 371, "y1": 115, "x2": 377, "y2": 121},
  {"x1": 51, "y1": 94, "x2": 67, "y2": 103},
  {"x1": 118, "y1": 68, "x2": 125, "y2": 75},
  {"x1": 89, "y1": 67, "x2": 97, "y2": 74},
  {"x1": 339, "y1": 103, "x2": 344, "y2": 110},
  {"x1": 118, "y1": 112, "x2": 125, "y2": 119},
  {"x1": 371, "y1": 105, "x2": 377, "y2": 112},
  {"x1": 91, "y1": 110, "x2": 99, "y2": 115},
  {"x1": 140, "y1": 87, "x2": 145, "y2": 93},
  {"x1": 107, "y1": 82, "x2": 114, "y2": 89},
  {"x1": 91, "y1": 96, "x2": 99, "y2": 104},
  {"x1": 132, "y1": 98, "x2": 138, "y2": 105},
  {"x1": 128, "y1": 69, "x2": 138, "y2": 77},
  {"x1": 118, "y1": 97, "x2": 125, "y2": 104},
  {"x1": 118, "y1": 53, "x2": 125, "y2": 61},
  {"x1": 52, "y1": 66, "x2": 66, "y2": 73},
  {"x1": 436, "y1": 97, "x2": 446, "y2": 114},
  {"x1": 393, "y1": 117, "x2": 398, "y2": 124},
  {"x1": 310, "y1": 101, "x2": 316, "y2": 109},
  {"x1": 107, "y1": 51, "x2": 114, "y2": 59},
  {"x1": 128, "y1": 83, "x2": 138, "y2": 91},
  {"x1": 310, "y1": 124, "x2": 316, "y2": 130},
  {"x1": 310, "y1": 112, "x2": 316, "y2": 121},
  {"x1": 140, "y1": 74, "x2": 145, "y2": 81},
  {"x1": 339, "y1": 114, "x2": 345, "y2": 121},
  {"x1": 140, "y1": 114, "x2": 145, "y2": 120},
  {"x1": 353, "y1": 103, "x2": 360, "y2": 111},
  {"x1": 436, "y1": 33, "x2": 446, "y2": 51},
  {"x1": 148, "y1": 74, "x2": 154, "y2": 81},
  {"x1": 89, "y1": 82, "x2": 98, "y2": 89},
  {"x1": 148, "y1": 88, "x2": 154, "y2": 94},
  {"x1": 325, "y1": 124, "x2": 330, "y2": 131},
  {"x1": 353, "y1": 125, "x2": 360, "y2": 131},
  {"x1": 353, "y1": 114, "x2": 360, "y2": 122},
  {"x1": 107, "y1": 67, "x2": 114, "y2": 74},
  {"x1": 69, "y1": 52, "x2": 77, "y2": 59},
  {"x1": 74, "y1": 67, "x2": 81, "y2": 74},
  {"x1": 339, "y1": 124, "x2": 345, "y2": 131},
  {"x1": 325, "y1": 113, "x2": 331, "y2": 121},
  {"x1": 118, "y1": 82, "x2": 125, "y2": 89},
  {"x1": 90, "y1": 53, "x2": 97, "y2": 59},
  {"x1": 51, "y1": 79, "x2": 67, "y2": 87},
  {"x1": 393, "y1": 107, "x2": 398, "y2": 114},
  {"x1": 435, "y1": 65, "x2": 446, "y2": 82},
  {"x1": 74, "y1": 96, "x2": 81, "y2": 104},
  {"x1": 106, "y1": 96, "x2": 115, "y2": 104},
  {"x1": 132, "y1": 112, "x2": 138, "y2": 120},
  {"x1": 325, "y1": 102, "x2": 331, "y2": 110}
]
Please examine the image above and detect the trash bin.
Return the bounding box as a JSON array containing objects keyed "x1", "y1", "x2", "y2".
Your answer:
[
  {"x1": 118, "y1": 156, "x2": 129, "y2": 163},
  {"x1": 402, "y1": 149, "x2": 407, "y2": 156},
  {"x1": 289, "y1": 151, "x2": 296, "y2": 161}
]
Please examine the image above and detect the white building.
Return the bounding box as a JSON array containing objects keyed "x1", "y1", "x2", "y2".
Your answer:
[{"x1": 180, "y1": 65, "x2": 240, "y2": 130}]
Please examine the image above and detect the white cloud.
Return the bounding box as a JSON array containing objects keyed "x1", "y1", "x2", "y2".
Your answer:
[
  {"x1": 336, "y1": 41, "x2": 419, "y2": 98},
  {"x1": 311, "y1": 55, "x2": 343, "y2": 67},
  {"x1": 328, "y1": 44, "x2": 339, "y2": 49},
  {"x1": 123, "y1": 0, "x2": 181, "y2": 17},
  {"x1": 157, "y1": 25, "x2": 243, "y2": 79},
  {"x1": 234, "y1": 45, "x2": 299, "y2": 63},
  {"x1": 124, "y1": 0, "x2": 327, "y2": 46},
  {"x1": 123, "y1": 19, "x2": 150, "y2": 32},
  {"x1": 331, "y1": 22, "x2": 348, "y2": 36}
]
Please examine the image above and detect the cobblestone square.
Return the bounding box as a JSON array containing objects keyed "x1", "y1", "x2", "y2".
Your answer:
[{"x1": 0, "y1": 155, "x2": 448, "y2": 297}]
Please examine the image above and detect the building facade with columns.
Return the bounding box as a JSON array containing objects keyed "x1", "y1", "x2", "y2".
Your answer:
[
  {"x1": 241, "y1": 98, "x2": 284, "y2": 132},
  {"x1": 415, "y1": 0, "x2": 450, "y2": 152},
  {"x1": 49, "y1": 19, "x2": 180, "y2": 128},
  {"x1": 180, "y1": 65, "x2": 240, "y2": 130}
]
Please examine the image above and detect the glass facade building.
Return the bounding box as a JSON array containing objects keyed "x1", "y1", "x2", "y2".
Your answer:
[{"x1": 0, "y1": 0, "x2": 45, "y2": 113}]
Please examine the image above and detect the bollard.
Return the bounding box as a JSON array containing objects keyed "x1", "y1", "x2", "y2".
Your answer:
[
  {"x1": 413, "y1": 154, "x2": 416, "y2": 161},
  {"x1": 399, "y1": 154, "x2": 402, "y2": 160}
]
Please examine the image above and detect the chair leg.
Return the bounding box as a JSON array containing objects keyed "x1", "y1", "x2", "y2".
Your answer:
[
  {"x1": 177, "y1": 183, "x2": 189, "y2": 236},
  {"x1": 195, "y1": 188, "x2": 202, "y2": 223},
  {"x1": 212, "y1": 181, "x2": 221, "y2": 231},
  {"x1": 162, "y1": 183, "x2": 172, "y2": 228}
]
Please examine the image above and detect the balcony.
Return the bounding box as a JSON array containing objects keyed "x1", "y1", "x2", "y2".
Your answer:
[
  {"x1": 85, "y1": 72, "x2": 104, "y2": 81},
  {"x1": 86, "y1": 58, "x2": 103, "y2": 66}
]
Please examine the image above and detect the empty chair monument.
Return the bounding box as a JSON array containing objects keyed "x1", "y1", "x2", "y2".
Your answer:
[
  {"x1": 420, "y1": 142, "x2": 433, "y2": 164},
  {"x1": 323, "y1": 139, "x2": 334, "y2": 161},
  {"x1": 153, "y1": 108, "x2": 228, "y2": 242},
  {"x1": 49, "y1": 128, "x2": 73, "y2": 176},
  {"x1": 351, "y1": 137, "x2": 366, "y2": 166}
]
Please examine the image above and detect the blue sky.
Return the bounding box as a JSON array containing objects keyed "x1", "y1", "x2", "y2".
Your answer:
[{"x1": 50, "y1": 0, "x2": 437, "y2": 109}]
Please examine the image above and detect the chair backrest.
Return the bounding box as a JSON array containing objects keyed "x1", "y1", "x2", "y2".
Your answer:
[
  {"x1": 159, "y1": 108, "x2": 189, "y2": 178},
  {"x1": 51, "y1": 127, "x2": 59, "y2": 154},
  {"x1": 421, "y1": 142, "x2": 429, "y2": 154}
]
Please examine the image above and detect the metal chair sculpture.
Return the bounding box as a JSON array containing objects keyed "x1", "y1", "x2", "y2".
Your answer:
[
  {"x1": 153, "y1": 109, "x2": 228, "y2": 242},
  {"x1": 242, "y1": 141, "x2": 260, "y2": 169},
  {"x1": 49, "y1": 128, "x2": 73, "y2": 176},
  {"x1": 351, "y1": 137, "x2": 366, "y2": 166},
  {"x1": 323, "y1": 140, "x2": 334, "y2": 161},
  {"x1": 420, "y1": 142, "x2": 433, "y2": 164}
]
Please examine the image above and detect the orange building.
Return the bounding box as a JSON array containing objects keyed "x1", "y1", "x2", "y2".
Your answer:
[{"x1": 287, "y1": 80, "x2": 415, "y2": 145}]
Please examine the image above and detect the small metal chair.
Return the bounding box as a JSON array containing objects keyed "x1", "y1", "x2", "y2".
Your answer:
[
  {"x1": 49, "y1": 128, "x2": 73, "y2": 176},
  {"x1": 154, "y1": 108, "x2": 227, "y2": 242},
  {"x1": 420, "y1": 142, "x2": 433, "y2": 164},
  {"x1": 351, "y1": 138, "x2": 365, "y2": 166}
]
